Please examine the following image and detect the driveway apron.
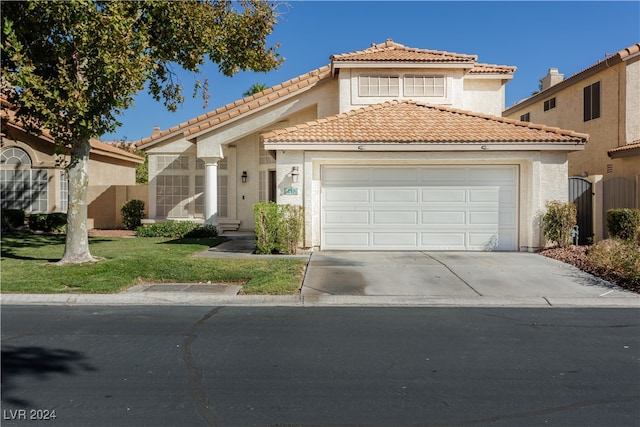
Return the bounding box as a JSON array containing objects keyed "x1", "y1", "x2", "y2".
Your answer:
[{"x1": 301, "y1": 251, "x2": 631, "y2": 298}]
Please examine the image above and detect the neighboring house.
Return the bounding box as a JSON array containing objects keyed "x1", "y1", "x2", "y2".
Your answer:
[
  {"x1": 504, "y1": 43, "x2": 640, "y2": 241},
  {"x1": 1, "y1": 98, "x2": 145, "y2": 228},
  {"x1": 138, "y1": 39, "x2": 587, "y2": 251}
]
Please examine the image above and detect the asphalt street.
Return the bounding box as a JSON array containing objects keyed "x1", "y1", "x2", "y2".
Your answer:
[{"x1": 2, "y1": 306, "x2": 639, "y2": 427}]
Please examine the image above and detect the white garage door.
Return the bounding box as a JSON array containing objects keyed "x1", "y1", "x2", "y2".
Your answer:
[{"x1": 321, "y1": 166, "x2": 517, "y2": 251}]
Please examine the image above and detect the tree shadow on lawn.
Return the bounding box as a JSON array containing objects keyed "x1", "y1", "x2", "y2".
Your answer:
[
  {"x1": 1, "y1": 345, "x2": 97, "y2": 407},
  {"x1": 1, "y1": 232, "x2": 114, "y2": 261}
]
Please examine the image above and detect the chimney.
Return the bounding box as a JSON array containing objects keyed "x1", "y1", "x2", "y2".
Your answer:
[
  {"x1": 152, "y1": 125, "x2": 161, "y2": 137},
  {"x1": 541, "y1": 68, "x2": 564, "y2": 90}
]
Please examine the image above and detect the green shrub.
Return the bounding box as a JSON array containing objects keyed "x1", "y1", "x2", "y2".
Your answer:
[
  {"x1": 46, "y1": 212, "x2": 67, "y2": 232},
  {"x1": 588, "y1": 239, "x2": 640, "y2": 286},
  {"x1": 136, "y1": 221, "x2": 199, "y2": 238},
  {"x1": 278, "y1": 204, "x2": 304, "y2": 255},
  {"x1": 254, "y1": 202, "x2": 280, "y2": 254},
  {"x1": 28, "y1": 213, "x2": 49, "y2": 231},
  {"x1": 1, "y1": 209, "x2": 25, "y2": 231},
  {"x1": 254, "y1": 202, "x2": 303, "y2": 254},
  {"x1": 542, "y1": 201, "x2": 577, "y2": 247},
  {"x1": 184, "y1": 224, "x2": 218, "y2": 238},
  {"x1": 121, "y1": 199, "x2": 145, "y2": 230},
  {"x1": 606, "y1": 209, "x2": 640, "y2": 242},
  {"x1": 27, "y1": 213, "x2": 67, "y2": 232}
]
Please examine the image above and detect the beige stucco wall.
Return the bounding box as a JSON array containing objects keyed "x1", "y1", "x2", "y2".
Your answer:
[
  {"x1": 463, "y1": 78, "x2": 506, "y2": 116},
  {"x1": 2, "y1": 130, "x2": 140, "y2": 223},
  {"x1": 338, "y1": 68, "x2": 508, "y2": 115},
  {"x1": 504, "y1": 58, "x2": 638, "y2": 182},
  {"x1": 88, "y1": 184, "x2": 148, "y2": 229},
  {"x1": 277, "y1": 150, "x2": 571, "y2": 251}
]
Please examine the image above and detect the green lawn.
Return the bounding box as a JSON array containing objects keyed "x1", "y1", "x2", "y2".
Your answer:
[{"x1": 1, "y1": 233, "x2": 306, "y2": 294}]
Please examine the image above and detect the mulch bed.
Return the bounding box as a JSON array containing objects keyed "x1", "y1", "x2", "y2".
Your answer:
[{"x1": 539, "y1": 245, "x2": 639, "y2": 293}]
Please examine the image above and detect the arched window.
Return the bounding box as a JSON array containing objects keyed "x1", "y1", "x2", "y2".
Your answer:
[
  {"x1": 1, "y1": 147, "x2": 32, "y2": 166},
  {"x1": 1, "y1": 147, "x2": 48, "y2": 212}
]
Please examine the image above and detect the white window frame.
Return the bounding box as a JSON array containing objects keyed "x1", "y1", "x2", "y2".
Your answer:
[
  {"x1": 358, "y1": 75, "x2": 400, "y2": 97},
  {"x1": 404, "y1": 75, "x2": 445, "y2": 97}
]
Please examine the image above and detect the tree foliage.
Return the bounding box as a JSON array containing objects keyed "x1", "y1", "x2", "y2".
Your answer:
[
  {"x1": 1, "y1": 0, "x2": 282, "y2": 264},
  {"x1": 243, "y1": 82, "x2": 269, "y2": 97}
]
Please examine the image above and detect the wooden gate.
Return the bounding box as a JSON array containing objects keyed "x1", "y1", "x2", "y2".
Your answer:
[{"x1": 568, "y1": 177, "x2": 593, "y2": 245}]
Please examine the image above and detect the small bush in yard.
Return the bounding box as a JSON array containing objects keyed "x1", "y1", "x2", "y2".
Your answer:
[
  {"x1": 542, "y1": 201, "x2": 577, "y2": 247},
  {"x1": 121, "y1": 199, "x2": 145, "y2": 230},
  {"x1": 606, "y1": 209, "x2": 640, "y2": 242},
  {"x1": 588, "y1": 239, "x2": 640, "y2": 287},
  {"x1": 136, "y1": 221, "x2": 199, "y2": 238},
  {"x1": 27, "y1": 213, "x2": 67, "y2": 232},
  {"x1": 254, "y1": 202, "x2": 280, "y2": 254},
  {"x1": 2, "y1": 209, "x2": 25, "y2": 231},
  {"x1": 184, "y1": 224, "x2": 218, "y2": 238},
  {"x1": 254, "y1": 202, "x2": 304, "y2": 254},
  {"x1": 46, "y1": 213, "x2": 67, "y2": 232}
]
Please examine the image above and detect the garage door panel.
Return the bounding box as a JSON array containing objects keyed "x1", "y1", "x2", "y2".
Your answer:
[
  {"x1": 324, "y1": 210, "x2": 370, "y2": 226},
  {"x1": 469, "y1": 167, "x2": 515, "y2": 183},
  {"x1": 373, "y1": 167, "x2": 419, "y2": 182},
  {"x1": 322, "y1": 166, "x2": 517, "y2": 251},
  {"x1": 324, "y1": 232, "x2": 370, "y2": 248},
  {"x1": 373, "y1": 188, "x2": 418, "y2": 203},
  {"x1": 468, "y1": 187, "x2": 499, "y2": 203},
  {"x1": 420, "y1": 233, "x2": 467, "y2": 250},
  {"x1": 468, "y1": 233, "x2": 499, "y2": 250},
  {"x1": 420, "y1": 168, "x2": 466, "y2": 183},
  {"x1": 421, "y1": 211, "x2": 466, "y2": 225},
  {"x1": 323, "y1": 167, "x2": 370, "y2": 183},
  {"x1": 324, "y1": 188, "x2": 370, "y2": 203},
  {"x1": 421, "y1": 188, "x2": 467, "y2": 203},
  {"x1": 468, "y1": 211, "x2": 499, "y2": 225},
  {"x1": 373, "y1": 232, "x2": 418, "y2": 247},
  {"x1": 373, "y1": 211, "x2": 418, "y2": 225}
]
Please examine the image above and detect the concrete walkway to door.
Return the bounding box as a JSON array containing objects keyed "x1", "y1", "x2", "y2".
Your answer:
[{"x1": 301, "y1": 251, "x2": 640, "y2": 307}]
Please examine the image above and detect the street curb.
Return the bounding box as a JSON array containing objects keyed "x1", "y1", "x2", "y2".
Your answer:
[{"x1": 2, "y1": 293, "x2": 639, "y2": 308}]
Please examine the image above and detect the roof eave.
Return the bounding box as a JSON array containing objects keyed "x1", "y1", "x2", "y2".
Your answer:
[
  {"x1": 263, "y1": 141, "x2": 586, "y2": 152},
  {"x1": 332, "y1": 61, "x2": 474, "y2": 70}
]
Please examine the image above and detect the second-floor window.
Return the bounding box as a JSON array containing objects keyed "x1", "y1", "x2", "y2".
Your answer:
[
  {"x1": 543, "y1": 97, "x2": 556, "y2": 111},
  {"x1": 359, "y1": 76, "x2": 399, "y2": 96},
  {"x1": 520, "y1": 112, "x2": 530, "y2": 122},
  {"x1": 404, "y1": 75, "x2": 445, "y2": 97},
  {"x1": 583, "y1": 81, "x2": 600, "y2": 122}
]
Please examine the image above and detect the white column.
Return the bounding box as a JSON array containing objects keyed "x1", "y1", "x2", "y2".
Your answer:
[{"x1": 204, "y1": 157, "x2": 221, "y2": 225}]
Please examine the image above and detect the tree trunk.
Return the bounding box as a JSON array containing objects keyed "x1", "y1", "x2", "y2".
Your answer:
[{"x1": 57, "y1": 138, "x2": 99, "y2": 264}]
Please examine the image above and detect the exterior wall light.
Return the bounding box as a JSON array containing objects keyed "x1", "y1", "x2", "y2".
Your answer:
[
  {"x1": 291, "y1": 166, "x2": 300, "y2": 183},
  {"x1": 241, "y1": 171, "x2": 248, "y2": 183}
]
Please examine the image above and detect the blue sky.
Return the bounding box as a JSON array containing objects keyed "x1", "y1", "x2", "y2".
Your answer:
[{"x1": 103, "y1": 1, "x2": 640, "y2": 142}]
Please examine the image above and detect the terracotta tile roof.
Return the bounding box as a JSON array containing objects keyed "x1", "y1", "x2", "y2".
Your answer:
[
  {"x1": 136, "y1": 65, "x2": 333, "y2": 147},
  {"x1": 261, "y1": 100, "x2": 588, "y2": 144},
  {"x1": 469, "y1": 63, "x2": 517, "y2": 75},
  {"x1": 1, "y1": 102, "x2": 143, "y2": 163},
  {"x1": 331, "y1": 39, "x2": 478, "y2": 64},
  {"x1": 608, "y1": 140, "x2": 640, "y2": 156}
]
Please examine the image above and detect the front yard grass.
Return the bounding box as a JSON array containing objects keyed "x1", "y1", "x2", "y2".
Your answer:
[{"x1": 1, "y1": 233, "x2": 306, "y2": 295}]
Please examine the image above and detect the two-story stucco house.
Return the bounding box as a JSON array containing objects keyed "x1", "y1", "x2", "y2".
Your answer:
[
  {"x1": 504, "y1": 43, "x2": 640, "y2": 241},
  {"x1": 138, "y1": 40, "x2": 587, "y2": 251}
]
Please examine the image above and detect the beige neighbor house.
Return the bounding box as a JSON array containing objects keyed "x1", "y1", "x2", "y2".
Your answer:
[
  {"x1": 504, "y1": 43, "x2": 640, "y2": 242},
  {"x1": 138, "y1": 40, "x2": 588, "y2": 251},
  {"x1": 1, "y1": 98, "x2": 145, "y2": 229}
]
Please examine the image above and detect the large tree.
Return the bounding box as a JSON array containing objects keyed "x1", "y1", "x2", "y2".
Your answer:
[{"x1": 1, "y1": 0, "x2": 282, "y2": 264}]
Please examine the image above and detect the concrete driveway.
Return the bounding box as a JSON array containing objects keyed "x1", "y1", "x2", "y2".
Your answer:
[{"x1": 301, "y1": 251, "x2": 638, "y2": 305}]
